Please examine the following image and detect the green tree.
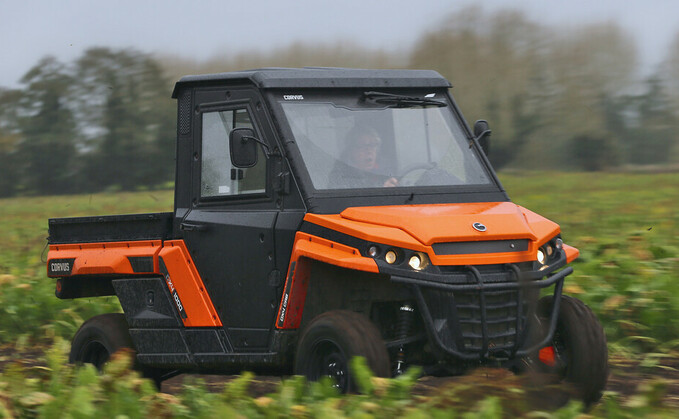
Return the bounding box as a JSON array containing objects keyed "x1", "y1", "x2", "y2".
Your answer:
[
  {"x1": 409, "y1": 9, "x2": 638, "y2": 170},
  {"x1": 660, "y1": 31, "x2": 679, "y2": 104},
  {"x1": 16, "y1": 57, "x2": 78, "y2": 195},
  {"x1": 73, "y1": 48, "x2": 174, "y2": 191},
  {"x1": 0, "y1": 88, "x2": 22, "y2": 197},
  {"x1": 657, "y1": 33, "x2": 679, "y2": 162},
  {"x1": 608, "y1": 77, "x2": 678, "y2": 165},
  {"x1": 408, "y1": 8, "x2": 555, "y2": 169},
  {"x1": 569, "y1": 134, "x2": 618, "y2": 171}
]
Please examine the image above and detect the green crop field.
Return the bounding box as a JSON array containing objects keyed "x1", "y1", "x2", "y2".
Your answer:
[
  {"x1": 501, "y1": 172, "x2": 679, "y2": 348},
  {"x1": 0, "y1": 172, "x2": 678, "y2": 417}
]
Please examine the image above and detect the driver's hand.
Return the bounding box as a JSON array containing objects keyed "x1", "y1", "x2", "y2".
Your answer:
[{"x1": 383, "y1": 177, "x2": 399, "y2": 187}]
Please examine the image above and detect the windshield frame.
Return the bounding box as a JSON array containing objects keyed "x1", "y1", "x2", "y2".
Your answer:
[{"x1": 265, "y1": 87, "x2": 508, "y2": 212}]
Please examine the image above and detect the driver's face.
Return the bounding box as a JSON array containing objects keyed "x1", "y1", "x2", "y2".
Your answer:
[{"x1": 351, "y1": 134, "x2": 380, "y2": 170}]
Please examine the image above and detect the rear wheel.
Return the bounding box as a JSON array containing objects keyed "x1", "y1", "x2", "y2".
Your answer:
[
  {"x1": 536, "y1": 295, "x2": 609, "y2": 405},
  {"x1": 70, "y1": 313, "x2": 134, "y2": 369},
  {"x1": 294, "y1": 310, "x2": 390, "y2": 392},
  {"x1": 70, "y1": 313, "x2": 166, "y2": 388}
]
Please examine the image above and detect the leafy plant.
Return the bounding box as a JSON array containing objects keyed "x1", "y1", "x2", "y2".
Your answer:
[{"x1": 1, "y1": 345, "x2": 675, "y2": 418}]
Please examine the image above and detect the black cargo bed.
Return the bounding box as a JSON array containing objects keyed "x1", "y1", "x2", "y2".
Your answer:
[{"x1": 48, "y1": 212, "x2": 174, "y2": 244}]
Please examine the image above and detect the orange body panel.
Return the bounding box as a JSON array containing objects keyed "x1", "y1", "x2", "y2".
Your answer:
[
  {"x1": 305, "y1": 202, "x2": 564, "y2": 266},
  {"x1": 47, "y1": 241, "x2": 162, "y2": 276},
  {"x1": 47, "y1": 239, "x2": 221, "y2": 327},
  {"x1": 563, "y1": 244, "x2": 580, "y2": 263},
  {"x1": 275, "y1": 232, "x2": 378, "y2": 330},
  {"x1": 291, "y1": 232, "x2": 379, "y2": 273},
  {"x1": 339, "y1": 202, "x2": 539, "y2": 245},
  {"x1": 159, "y1": 241, "x2": 221, "y2": 327},
  {"x1": 275, "y1": 256, "x2": 312, "y2": 330}
]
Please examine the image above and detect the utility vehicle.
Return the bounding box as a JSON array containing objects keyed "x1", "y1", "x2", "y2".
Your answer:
[{"x1": 47, "y1": 68, "x2": 608, "y2": 403}]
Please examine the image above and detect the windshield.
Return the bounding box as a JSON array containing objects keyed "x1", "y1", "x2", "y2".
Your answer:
[{"x1": 278, "y1": 91, "x2": 492, "y2": 191}]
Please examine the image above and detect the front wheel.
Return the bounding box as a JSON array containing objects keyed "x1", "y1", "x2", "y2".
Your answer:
[
  {"x1": 536, "y1": 295, "x2": 609, "y2": 405},
  {"x1": 294, "y1": 310, "x2": 390, "y2": 393}
]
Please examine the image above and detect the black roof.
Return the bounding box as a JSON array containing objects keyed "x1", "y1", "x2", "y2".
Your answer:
[{"x1": 172, "y1": 67, "x2": 451, "y2": 97}]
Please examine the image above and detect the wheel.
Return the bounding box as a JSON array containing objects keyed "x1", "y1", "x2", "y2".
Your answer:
[
  {"x1": 294, "y1": 310, "x2": 390, "y2": 393},
  {"x1": 70, "y1": 313, "x2": 134, "y2": 369},
  {"x1": 70, "y1": 313, "x2": 168, "y2": 389},
  {"x1": 536, "y1": 295, "x2": 609, "y2": 405}
]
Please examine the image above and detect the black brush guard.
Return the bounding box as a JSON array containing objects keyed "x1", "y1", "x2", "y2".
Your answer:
[{"x1": 387, "y1": 258, "x2": 568, "y2": 361}]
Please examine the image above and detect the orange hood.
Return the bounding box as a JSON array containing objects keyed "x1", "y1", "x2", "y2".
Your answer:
[{"x1": 304, "y1": 202, "x2": 562, "y2": 265}]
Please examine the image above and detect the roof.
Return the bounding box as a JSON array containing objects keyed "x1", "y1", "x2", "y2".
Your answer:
[{"x1": 171, "y1": 67, "x2": 451, "y2": 97}]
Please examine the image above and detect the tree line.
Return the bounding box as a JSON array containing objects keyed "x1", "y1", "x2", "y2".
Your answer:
[
  {"x1": 1, "y1": 7, "x2": 678, "y2": 197},
  {"x1": 0, "y1": 49, "x2": 175, "y2": 197}
]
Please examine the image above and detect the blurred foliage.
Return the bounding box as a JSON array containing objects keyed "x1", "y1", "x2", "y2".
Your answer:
[
  {"x1": 1, "y1": 346, "x2": 675, "y2": 418},
  {"x1": 500, "y1": 172, "x2": 679, "y2": 346},
  {"x1": 0, "y1": 8, "x2": 678, "y2": 198},
  {"x1": 0, "y1": 190, "x2": 173, "y2": 345}
]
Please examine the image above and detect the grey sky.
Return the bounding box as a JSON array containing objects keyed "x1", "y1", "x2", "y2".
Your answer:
[{"x1": 1, "y1": 0, "x2": 677, "y2": 87}]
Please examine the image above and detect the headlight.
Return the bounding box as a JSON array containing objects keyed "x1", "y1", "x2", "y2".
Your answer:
[
  {"x1": 408, "y1": 255, "x2": 422, "y2": 270},
  {"x1": 408, "y1": 253, "x2": 429, "y2": 271},
  {"x1": 545, "y1": 243, "x2": 554, "y2": 257},
  {"x1": 385, "y1": 250, "x2": 398, "y2": 264},
  {"x1": 367, "y1": 245, "x2": 379, "y2": 258},
  {"x1": 537, "y1": 249, "x2": 546, "y2": 265}
]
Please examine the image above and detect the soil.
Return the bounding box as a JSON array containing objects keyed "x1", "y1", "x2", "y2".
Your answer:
[
  {"x1": 2, "y1": 347, "x2": 678, "y2": 409},
  {"x1": 158, "y1": 353, "x2": 679, "y2": 409}
]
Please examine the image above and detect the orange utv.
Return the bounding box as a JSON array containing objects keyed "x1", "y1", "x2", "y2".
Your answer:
[{"x1": 47, "y1": 68, "x2": 608, "y2": 403}]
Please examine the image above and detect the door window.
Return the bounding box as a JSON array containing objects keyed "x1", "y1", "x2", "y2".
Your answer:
[{"x1": 200, "y1": 109, "x2": 266, "y2": 198}]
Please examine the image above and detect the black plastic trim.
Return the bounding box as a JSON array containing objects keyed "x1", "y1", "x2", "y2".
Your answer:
[
  {"x1": 393, "y1": 266, "x2": 569, "y2": 361},
  {"x1": 128, "y1": 256, "x2": 154, "y2": 273},
  {"x1": 299, "y1": 222, "x2": 372, "y2": 256},
  {"x1": 432, "y1": 239, "x2": 529, "y2": 255},
  {"x1": 48, "y1": 212, "x2": 174, "y2": 244},
  {"x1": 172, "y1": 68, "x2": 451, "y2": 97}
]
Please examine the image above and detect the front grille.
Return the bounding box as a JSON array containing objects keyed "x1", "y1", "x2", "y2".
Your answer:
[{"x1": 420, "y1": 266, "x2": 533, "y2": 358}]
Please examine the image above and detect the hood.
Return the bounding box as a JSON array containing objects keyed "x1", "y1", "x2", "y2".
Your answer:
[
  {"x1": 303, "y1": 202, "x2": 563, "y2": 266},
  {"x1": 341, "y1": 202, "x2": 558, "y2": 246}
]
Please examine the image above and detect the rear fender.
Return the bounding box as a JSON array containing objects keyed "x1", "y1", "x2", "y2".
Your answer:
[
  {"x1": 47, "y1": 239, "x2": 221, "y2": 327},
  {"x1": 47, "y1": 241, "x2": 162, "y2": 277}
]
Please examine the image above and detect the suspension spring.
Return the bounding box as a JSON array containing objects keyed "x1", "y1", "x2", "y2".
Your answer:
[{"x1": 394, "y1": 302, "x2": 415, "y2": 375}]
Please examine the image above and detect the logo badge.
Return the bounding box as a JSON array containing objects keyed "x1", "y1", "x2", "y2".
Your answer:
[
  {"x1": 48, "y1": 258, "x2": 75, "y2": 276},
  {"x1": 472, "y1": 222, "x2": 487, "y2": 232}
]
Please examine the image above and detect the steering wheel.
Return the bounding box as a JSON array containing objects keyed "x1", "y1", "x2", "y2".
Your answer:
[{"x1": 398, "y1": 162, "x2": 437, "y2": 186}]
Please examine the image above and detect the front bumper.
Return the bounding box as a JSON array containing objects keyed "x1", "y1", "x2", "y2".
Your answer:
[{"x1": 383, "y1": 254, "x2": 569, "y2": 361}]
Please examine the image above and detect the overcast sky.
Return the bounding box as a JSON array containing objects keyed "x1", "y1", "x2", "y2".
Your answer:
[{"x1": 1, "y1": 0, "x2": 678, "y2": 88}]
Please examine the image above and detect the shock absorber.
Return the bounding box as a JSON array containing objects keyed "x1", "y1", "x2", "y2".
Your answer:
[{"x1": 394, "y1": 303, "x2": 415, "y2": 375}]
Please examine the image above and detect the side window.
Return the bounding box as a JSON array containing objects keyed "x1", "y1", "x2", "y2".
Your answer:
[{"x1": 201, "y1": 109, "x2": 267, "y2": 198}]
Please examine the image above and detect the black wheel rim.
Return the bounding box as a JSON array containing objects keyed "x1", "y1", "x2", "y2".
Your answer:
[
  {"x1": 80, "y1": 340, "x2": 110, "y2": 370},
  {"x1": 308, "y1": 339, "x2": 349, "y2": 392}
]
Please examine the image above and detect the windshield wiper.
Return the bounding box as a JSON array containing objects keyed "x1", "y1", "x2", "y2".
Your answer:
[{"x1": 363, "y1": 91, "x2": 446, "y2": 108}]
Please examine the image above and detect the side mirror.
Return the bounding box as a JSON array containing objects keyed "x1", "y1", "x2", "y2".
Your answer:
[
  {"x1": 473, "y1": 120, "x2": 491, "y2": 156},
  {"x1": 229, "y1": 128, "x2": 258, "y2": 168}
]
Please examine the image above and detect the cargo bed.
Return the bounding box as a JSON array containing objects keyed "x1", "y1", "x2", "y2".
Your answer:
[{"x1": 48, "y1": 212, "x2": 174, "y2": 244}]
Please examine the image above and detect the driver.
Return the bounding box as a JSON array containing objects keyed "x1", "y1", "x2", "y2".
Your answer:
[{"x1": 329, "y1": 127, "x2": 398, "y2": 188}]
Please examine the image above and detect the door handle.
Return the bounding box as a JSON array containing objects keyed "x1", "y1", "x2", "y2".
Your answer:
[{"x1": 180, "y1": 223, "x2": 208, "y2": 232}]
